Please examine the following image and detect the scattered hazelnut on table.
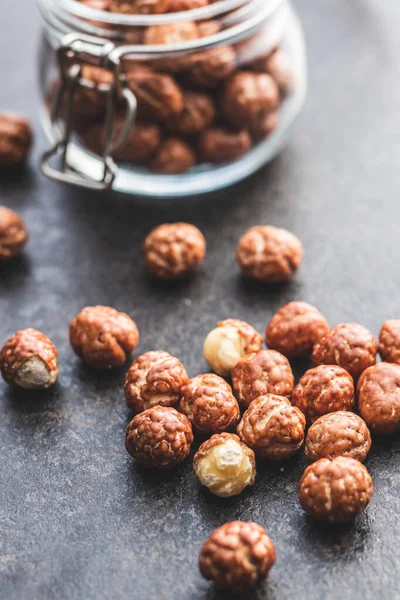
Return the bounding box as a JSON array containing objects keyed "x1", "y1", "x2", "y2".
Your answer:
[
  {"x1": 199, "y1": 521, "x2": 276, "y2": 592},
  {"x1": 265, "y1": 301, "x2": 329, "y2": 358},
  {"x1": 232, "y1": 349, "x2": 294, "y2": 409},
  {"x1": 0, "y1": 328, "x2": 58, "y2": 389},
  {"x1": 69, "y1": 306, "x2": 139, "y2": 369},
  {"x1": 168, "y1": 91, "x2": 216, "y2": 135},
  {"x1": 312, "y1": 323, "x2": 377, "y2": 380},
  {"x1": 125, "y1": 406, "x2": 193, "y2": 468},
  {"x1": 292, "y1": 365, "x2": 355, "y2": 422},
  {"x1": 0, "y1": 113, "x2": 32, "y2": 168},
  {"x1": 143, "y1": 222, "x2": 206, "y2": 279},
  {"x1": 149, "y1": 138, "x2": 196, "y2": 174},
  {"x1": 188, "y1": 46, "x2": 237, "y2": 88},
  {"x1": 236, "y1": 226, "x2": 304, "y2": 283},
  {"x1": 379, "y1": 320, "x2": 400, "y2": 364},
  {"x1": 194, "y1": 432, "x2": 256, "y2": 497},
  {"x1": 299, "y1": 456, "x2": 373, "y2": 523},
  {"x1": 222, "y1": 72, "x2": 279, "y2": 129},
  {"x1": 203, "y1": 318, "x2": 262, "y2": 377},
  {"x1": 180, "y1": 374, "x2": 240, "y2": 433},
  {"x1": 357, "y1": 362, "x2": 400, "y2": 434},
  {"x1": 0, "y1": 206, "x2": 28, "y2": 260},
  {"x1": 199, "y1": 128, "x2": 251, "y2": 164},
  {"x1": 125, "y1": 350, "x2": 188, "y2": 413},
  {"x1": 237, "y1": 394, "x2": 306, "y2": 459},
  {"x1": 305, "y1": 411, "x2": 371, "y2": 463}
]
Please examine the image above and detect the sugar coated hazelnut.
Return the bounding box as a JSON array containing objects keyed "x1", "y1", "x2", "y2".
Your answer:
[
  {"x1": 199, "y1": 521, "x2": 276, "y2": 592},
  {"x1": 194, "y1": 433, "x2": 256, "y2": 497},
  {"x1": 222, "y1": 72, "x2": 279, "y2": 129},
  {"x1": 199, "y1": 128, "x2": 251, "y2": 164},
  {"x1": 143, "y1": 222, "x2": 206, "y2": 279},
  {"x1": 189, "y1": 46, "x2": 236, "y2": 88},
  {"x1": 125, "y1": 350, "x2": 188, "y2": 413},
  {"x1": 237, "y1": 394, "x2": 306, "y2": 460},
  {"x1": 125, "y1": 406, "x2": 193, "y2": 468},
  {"x1": 69, "y1": 306, "x2": 139, "y2": 369},
  {"x1": 292, "y1": 365, "x2": 355, "y2": 422},
  {"x1": 299, "y1": 457, "x2": 373, "y2": 523},
  {"x1": 266, "y1": 301, "x2": 329, "y2": 358},
  {"x1": 144, "y1": 21, "x2": 199, "y2": 45},
  {"x1": 74, "y1": 66, "x2": 112, "y2": 117},
  {"x1": 150, "y1": 138, "x2": 196, "y2": 174},
  {"x1": 313, "y1": 323, "x2": 377, "y2": 379},
  {"x1": 236, "y1": 226, "x2": 304, "y2": 283},
  {"x1": 379, "y1": 320, "x2": 400, "y2": 364},
  {"x1": 0, "y1": 328, "x2": 58, "y2": 389},
  {"x1": 0, "y1": 206, "x2": 28, "y2": 260},
  {"x1": 305, "y1": 411, "x2": 371, "y2": 463},
  {"x1": 232, "y1": 349, "x2": 294, "y2": 409},
  {"x1": 168, "y1": 91, "x2": 216, "y2": 135},
  {"x1": 203, "y1": 318, "x2": 262, "y2": 377},
  {"x1": 357, "y1": 362, "x2": 400, "y2": 434},
  {"x1": 250, "y1": 48, "x2": 294, "y2": 96},
  {"x1": 126, "y1": 69, "x2": 184, "y2": 121},
  {"x1": 0, "y1": 113, "x2": 32, "y2": 167}
]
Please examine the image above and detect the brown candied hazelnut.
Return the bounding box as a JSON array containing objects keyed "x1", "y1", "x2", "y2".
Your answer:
[
  {"x1": 305, "y1": 411, "x2": 371, "y2": 463},
  {"x1": 0, "y1": 206, "x2": 28, "y2": 260},
  {"x1": 144, "y1": 21, "x2": 199, "y2": 45},
  {"x1": 357, "y1": 362, "x2": 400, "y2": 434},
  {"x1": 237, "y1": 394, "x2": 306, "y2": 460},
  {"x1": 168, "y1": 0, "x2": 209, "y2": 10},
  {"x1": 73, "y1": 66, "x2": 112, "y2": 117},
  {"x1": 69, "y1": 306, "x2": 139, "y2": 369},
  {"x1": 126, "y1": 69, "x2": 184, "y2": 121},
  {"x1": 168, "y1": 91, "x2": 216, "y2": 135},
  {"x1": 199, "y1": 128, "x2": 251, "y2": 164},
  {"x1": 0, "y1": 113, "x2": 32, "y2": 167},
  {"x1": 232, "y1": 349, "x2": 294, "y2": 409},
  {"x1": 379, "y1": 320, "x2": 400, "y2": 364},
  {"x1": 149, "y1": 138, "x2": 196, "y2": 174},
  {"x1": 180, "y1": 374, "x2": 240, "y2": 433},
  {"x1": 313, "y1": 323, "x2": 377, "y2": 380},
  {"x1": 299, "y1": 456, "x2": 373, "y2": 523},
  {"x1": 222, "y1": 72, "x2": 279, "y2": 129},
  {"x1": 292, "y1": 365, "x2": 355, "y2": 422},
  {"x1": 265, "y1": 301, "x2": 329, "y2": 358},
  {"x1": 109, "y1": 0, "x2": 169, "y2": 13},
  {"x1": 189, "y1": 46, "x2": 236, "y2": 88},
  {"x1": 199, "y1": 521, "x2": 276, "y2": 592},
  {"x1": 125, "y1": 350, "x2": 188, "y2": 413},
  {"x1": 143, "y1": 222, "x2": 206, "y2": 279},
  {"x1": 251, "y1": 110, "x2": 279, "y2": 141},
  {"x1": 0, "y1": 328, "x2": 58, "y2": 389},
  {"x1": 125, "y1": 406, "x2": 193, "y2": 468},
  {"x1": 194, "y1": 433, "x2": 256, "y2": 497},
  {"x1": 197, "y1": 20, "x2": 221, "y2": 37},
  {"x1": 203, "y1": 318, "x2": 262, "y2": 377},
  {"x1": 237, "y1": 225, "x2": 304, "y2": 284},
  {"x1": 250, "y1": 48, "x2": 294, "y2": 96}
]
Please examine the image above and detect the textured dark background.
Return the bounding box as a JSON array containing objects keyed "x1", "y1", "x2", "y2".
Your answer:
[{"x1": 2, "y1": 1, "x2": 400, "y2": 599}]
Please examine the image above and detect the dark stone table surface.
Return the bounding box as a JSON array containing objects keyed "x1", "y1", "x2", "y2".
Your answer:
[{"x1": 2, "y1": 1, "x2": 400, "y2": 599}]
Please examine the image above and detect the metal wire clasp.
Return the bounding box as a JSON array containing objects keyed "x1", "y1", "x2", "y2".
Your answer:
[{"x1": 41, "y1": 33, "x2": 137, "y2": 191}]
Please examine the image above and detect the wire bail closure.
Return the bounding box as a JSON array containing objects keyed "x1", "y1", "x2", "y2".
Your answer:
[{"x1": 41, "y1": 33, "x2": 137, "y2": 191}]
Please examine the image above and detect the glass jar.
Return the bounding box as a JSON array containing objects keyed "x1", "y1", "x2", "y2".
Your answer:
[{"x1": 37, "y1": 0, "x2": 307, "y2": 197}]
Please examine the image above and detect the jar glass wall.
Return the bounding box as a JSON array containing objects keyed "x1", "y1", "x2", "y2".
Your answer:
[{"x1": 37, "y1": 0, "x2": 307, "y2": 197}]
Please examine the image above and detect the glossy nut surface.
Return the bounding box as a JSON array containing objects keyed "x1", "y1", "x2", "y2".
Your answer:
[
  {"x1": 0, "y1": 113, "x2": 32, "y2": 167},
  {"x1": 199, "y1": 521, "x2": 276, "y2": 592},
  {"x1": 188, "y1": 46, "x2": 236, "y2": 88},
  {"x1": 357, "y1": 362, "x2": 400, "y2": 434},
  {"x1": 232, "y1": 349, "x2": 294, "y2": 408},
  {"x1": 299, "y1": 457, "x2": 373, "y2": 523},
  {"x1": 199, "y1": 128, "x2": 251, "y2": 164},
  {"x1": 222, "y1": 72, "x2": 279, "y2": 129},
  {"x1": 125, "y1": 406, "x2": 193, "y2": 468},
  {"x1": 168, "y1": 91, "x2": 216, "y2": 135},
  {"x1": 149, "y1": 138, "x2": 196, "y2": 174},
  {"x1": 0, "y1": 206, "x2": 28, "y2": 260},
  {"x1": 379, "y1": 320, "x2": 400, "y2": 364},
  {"x1": 69, "y1": 306, "x2": 139, "y2": 369}
]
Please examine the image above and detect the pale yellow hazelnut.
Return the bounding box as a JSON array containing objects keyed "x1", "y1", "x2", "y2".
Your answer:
[{"x1": 193, "y1": 433, "x2": 256, "y2": 497}]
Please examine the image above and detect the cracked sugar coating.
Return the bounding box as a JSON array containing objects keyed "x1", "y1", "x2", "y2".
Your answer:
[
  {"x1": 292, "y1": 365, "x2": 355, "y2": 422},
  {"x1": 125, "y1": 350, "x2": 188, "y2": 413},
  {"x1": 313, "y1": 323, "x2": 377, "y2": 379},
  {"x1": 265, "y1": 301, "x2": 329, "y2": 358},
  {"x1": 357, "y1": 362, "x2": 400, "y2": 434},
  {"x1": 179, "y1": 374, "x2": 240, "y2": 433},
  {"x1": 194, "y1": 433, "x2": 256, "y2": 497},
  {"x1": 0, "y1": 328, "x2": 58, "y2": 389},
  {"x1": 203, "y1": 318, "x2": 263, "y2": 377},
  {"x1": 69, "y1": 306, "x2": 139, "y2": 369},
  {"x1": 236, "y1": 226, "x2": 304, "y2": 283},
  {"x1": 379, "y1": 320, "x2": 400, "y2": 364},
  {"x1": 305, "y1": 411, "x2": 371, "y2": 463},
  {"x1": 143, "y1": 222, "x2": 206, "y2": 279},
  {"x1": 125, "y1": 406, "x2": 193, "y2": 468},
  {"x1": 299, "y1": 456, "x2": 373, "y2": 523},
  {"x1": 0, "y1": 113, "x2": 32, "y2": 167},
  {"x1": 199, "y1": 521, "x2": 276, "y2": 592},
  {"x1": 0, "y1": 206, "x2": 28, "y2": 260},
  {"x1": 232, "y1": 349, "x2": 294, "y2": 408},
  {"x1": 237, "y1": 393, "x2": 306, "y2": 459}
]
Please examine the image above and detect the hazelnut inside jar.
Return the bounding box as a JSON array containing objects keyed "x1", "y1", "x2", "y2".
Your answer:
[{"x1": 38, "y1": 0, "x2": 307, "y2": 197}]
